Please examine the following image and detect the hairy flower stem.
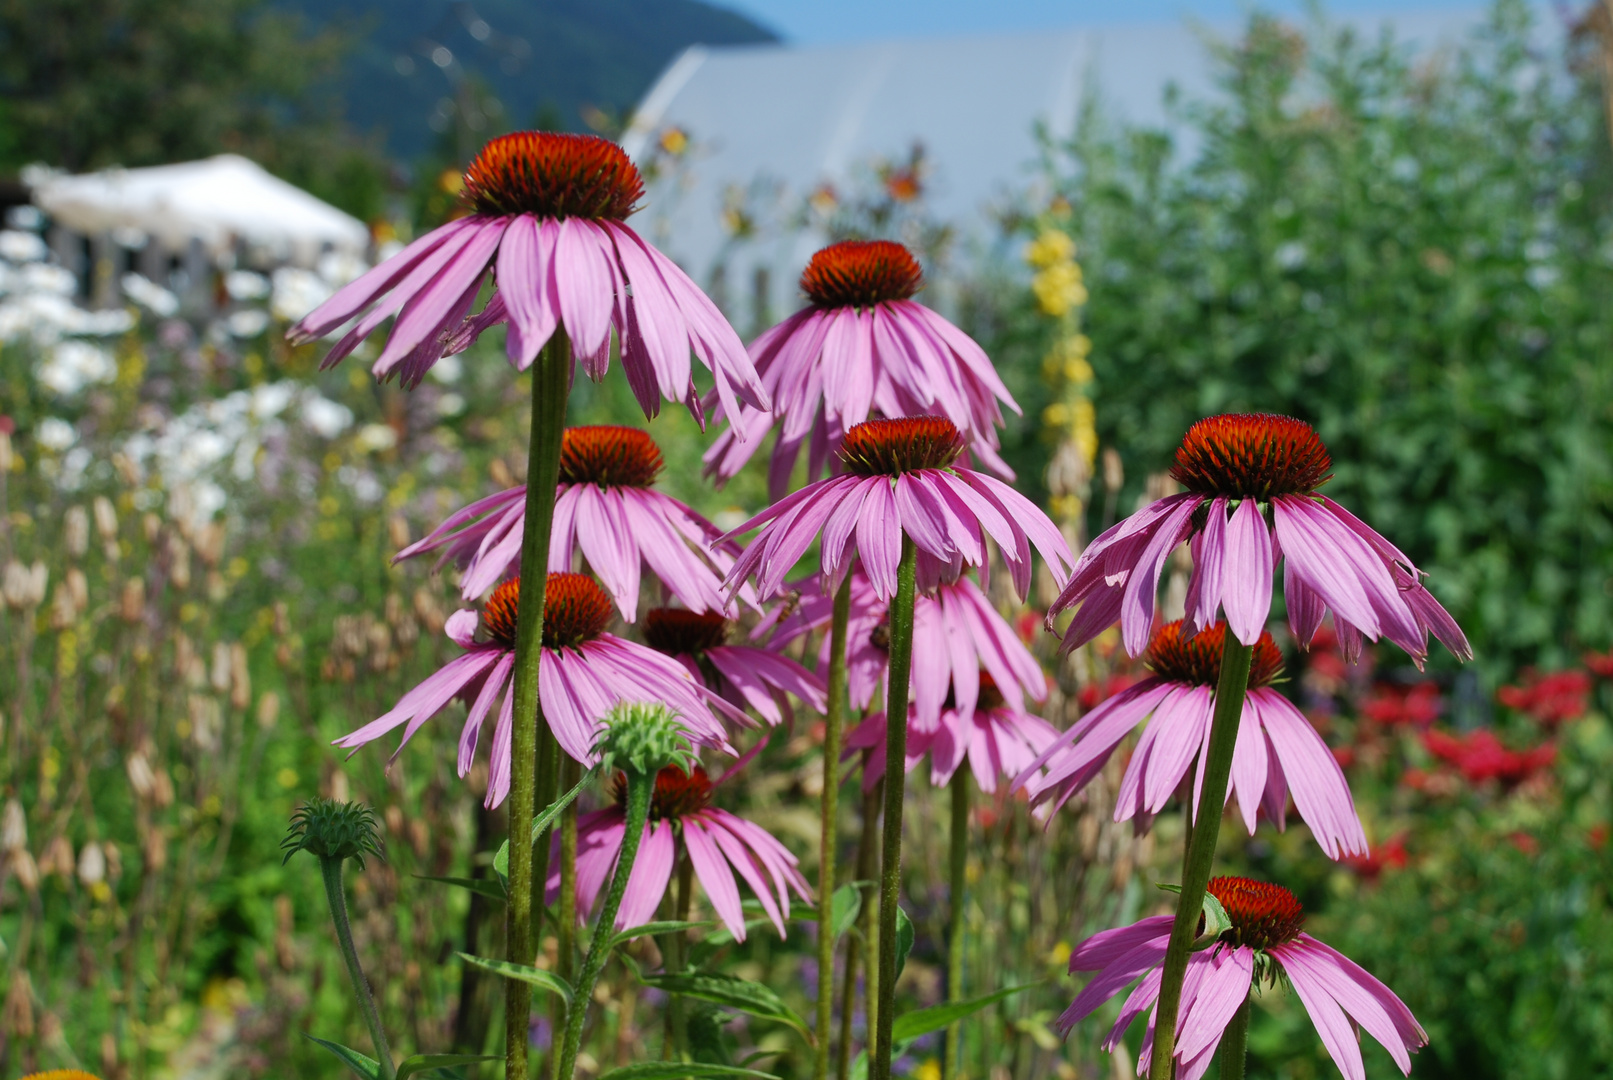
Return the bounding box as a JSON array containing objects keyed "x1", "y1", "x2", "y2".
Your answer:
[
  {"x1": 506, "y1": 330, "x2": 572, "y2": 1080},
  {"x1": 557, "y1": 768, "x2": 654, "y2": 1080},
  {"x1": 944, "y1": 771, "x2": 969, "y2": 1080},
  {"x1": 871, "y1": 537, "x2": 918, "y2": 1080},
  {"x1": 550, "y1": 751, "x2": 580, "y2": 1080},
  {"x1": 670, "y1": 855, "x2": 694, "y2": 1059},
  {"x1": 815, "y1": 573, "x2": 854, "y2": 1080},
  {"x1": 838, "y1": 774, "x2": 881, "y2": 1080},
  {"x1": 533, "y1": 720, "x2": 559, "y2": 938},
  {"x1": 319, "y1": 856, "x2": 396, "y2": 1080},
  {"x1": 1147, "y1": 635, "x2": 1253, "y2": 1080},
  {"x1": 1219, "y1": 994, "x2": 1251, "y2": 1080}
]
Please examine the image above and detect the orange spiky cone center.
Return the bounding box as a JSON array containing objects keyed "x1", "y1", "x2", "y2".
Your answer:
[
  {"x1": 558, "y1": 425, "x2": 664, "y2": 488},
  {"x1": 482, "y1": 573, "x2": 612, "y2": 650},
  {"x1": 840, "y1": 416, "x2": 964, "y2": 477},
  {"x1": 461, "y1": 131, "x2": 643, "y2": 220},
  {"x1": 1146, "y1": 621, "x2": 1284, "y2": 689},
  {"x1": 614, "y1": 763, "x2": 715, "y2": 820},
  {"x1": 642, "y1": 607, "x2": 729, "y2": 656},
  {"x1": 1170, "y1": 413, "x2": 1333, "y2": 500},
  {"x1": 1205, "y1": 875, "x2": 1306, "y2": 950},
  {"x1": 800, "y1": 240, "x2": 924, "y2": 308}
]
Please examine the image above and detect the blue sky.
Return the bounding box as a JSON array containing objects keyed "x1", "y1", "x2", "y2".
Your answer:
[{"x1": 723, "y1": 0, "x2": 1490, "y2": 44}]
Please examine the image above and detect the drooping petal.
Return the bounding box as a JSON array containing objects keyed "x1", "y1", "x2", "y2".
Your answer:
[
  {"x1": 1219, "y1": 497, "x2": 1274, "y2": 645},
  {"x1": 683, "y1": 815, "x2": 746, "y2": 939},
  {"x1": 615, "y1": 820, "x2": 677, "y2": 931}
]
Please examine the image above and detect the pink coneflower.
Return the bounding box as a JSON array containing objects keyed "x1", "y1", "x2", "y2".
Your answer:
[
  {"x1": 549, "y1": 763, "x2": 811, "y2": 941},
  {"x1": 641, "y1": 606, "x2": 827, "y2": 726},
  {"x1": 703, "y1": 241, "x2": 1019, "y2": 497},
  {"x1": 772, "y1": 569, "x2": 1048, "y2": 731},
  {"x1": 1063, "y1": 876, "x2": 1425, "y2": 1080},
  {"x1": 334, "y1": 573, "x2": 741, "y2": 806},
  {"x1": 287, "y1": 132, "x2": 767, "y2": 428},
  {"x1": 1047, "y1": 413, "x2": 1470, "y2": 667},
  {"x1": 846, "y1": 673, "x2": 1058, "y2": 793},
  {"x1": 1016, "y1": 621, "x2": 1366, "y2": 859},
  {"x1": 722, "y1": 417, "x2": 1072, "y2": 603},
  {"x1": 397, "y1": 426, "x2": 749, "y2": 618}
]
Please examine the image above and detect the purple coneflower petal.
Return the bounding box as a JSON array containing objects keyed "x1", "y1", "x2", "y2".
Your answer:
[
  {"x1": 1174, "y1": 946, "x2": 1255, "y2": 1063},
  {"x1": 495, "y1": 215, "x2": 558, "y2": 368},
  {"x1": 1220, "y1": 497, "x2": 1274, "y2": 645},
  {"x1": 702, "y1": 811, "x2": 787, "y2": 937},
  {"x1": 615, "y1": 820, "x2": 677, "y2": 932},
  {"x1": 683, "y1": 816, "x2": 746, "y2": 939}
]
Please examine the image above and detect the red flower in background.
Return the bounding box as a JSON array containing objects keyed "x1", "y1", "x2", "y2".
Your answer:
[
  {"x1": 1077, "y1": 673, "x2": 1145, "y2": 711},
  {"x1": 1585, "y1": 651, "x2": 1613, "y2": 678},
  {"x1": 1361, "y1": 681, "x2": 1441, "y2": 727},
  {"x1": 1421, "y1": 729, "x2": 1556, "y2": 787},
  {"x1": 1497, "y1": 669, "x2": 1590, "y2": 726},
  {"x1": 1344, "y1": 831, "x2": 1409, "y2": 879}
]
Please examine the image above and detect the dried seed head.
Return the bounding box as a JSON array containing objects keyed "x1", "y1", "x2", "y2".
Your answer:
[
  {"x1": 93, "y1": 495, "x2": 118, "y2": 540},
  {"x1": 64, "y1": 506, "x2": 89, "y2": 558}
]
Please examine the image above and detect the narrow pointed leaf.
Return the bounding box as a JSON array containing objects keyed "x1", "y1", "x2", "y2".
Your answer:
[
  {"x1": 413, "y1": 874, "x2": 506, "y2": 902},
  {"x1": 640, "y1": 971, "x2": 813, "y2": 1044},
  {"x1": 613, "y1": 918, "x2": 714, "y2": 946},
  {"x1": 395, "y1": 1052, "x2": 501, "y2": 1080},
  {"x1": 456, "y1": 952, "x2": 573, "y2": 1004},
  {"x1": 493, "y1": 840, "x2": 509, "y2": 888},
  {"x1": 302, "y1": 1033, "x2": 381, "y2": 1080},
  {"x1": 530, "y1": 769, "x2": 595, "y2": 841},
  {"x1": 890, "y1": 983, "x2": 1035, "y2": 1043},
  {"x1": 895, "y1": 905, "x2": 915, "y2": 979}
]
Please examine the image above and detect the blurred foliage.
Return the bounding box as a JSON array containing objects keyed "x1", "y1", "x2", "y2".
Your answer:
[
  {"x1": 0, "y1": 0, "x2": 392, "y2": 220},
  {"x1": 978, "y1": 0, "x2": 1613, "y2": 672}
]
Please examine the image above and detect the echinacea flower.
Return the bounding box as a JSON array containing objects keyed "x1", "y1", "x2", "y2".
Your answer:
[
  {"x1": 334, "y1": 573, "x2": 741, "y2": 805},
  {"x1": 771, "y1": 568, "x2": 1048, "y2": 732},
  {"x1": 398, "y1": 425, "x2": 749, "y2": 617},
  {"x1": 703, "y1": 240, "x2": 1019, "y2": 497},
  {"x1": 548, "y1": 763, "x2": 811, "y2": 940},
  {"x1": 641, "y1": 606, "x2": 827, "y2": 725},
  {"x1": 722, "y1": 417, "x2": 1072, "y2": 604},
  {"x1": 845, "y1": 673, "x2": 1058, "y2": 793},
  {"x1": 1016, "y1": 621, "x2": 1366, "y2": 859},
  {"x1": 1061, "y1": 876, "x2": 1426, "y2": 1080},
  {"x1": 288, "y1": 132, "x2": 768, "y2": 429},
  {"x1": 1047, "y1": 413, "x2": 1470, "y2": 667}
]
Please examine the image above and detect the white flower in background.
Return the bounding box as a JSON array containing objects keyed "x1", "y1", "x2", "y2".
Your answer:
[
  {"x1": 302, "y1": 395, "x2": 354, "y2": 439},
  {"x1": 427, "y1": 353, "x2": 462, "y2": 384},
  {"x1": 121, "y1": 273, "x2": 179, "y2": 317},
  {"x1": 35, "y1": 417, "x2": 77, "y2": 451},
  {"x1": 0, "y1": 293, "x2": 134, "y2": 345},
  {"x1": 353, "y1": 423, "x2": 398, "y2": 453},
  {"x1": 226, "y1": 309, "x2": 270, "y2": 338},
  {"x1": 37, "y1": 340, "x2": 117, "y2": 395},
  {"x1": 0, "y1": 231, "x2": 47, "y2": 263},
  {"x1": 317, "y1": 250, "x2": 368, "y2": 288},
  {"x1": 20, "y1": 264, "x2": 75, "y2": 296},
  {"x1": 435, "y1": 392, "x2": 465, "y2": 417},
  {"x1": 224, "y1": 270, "x2": 270, "y2": 301},
  {"x1": 270, "y1": 267, "x2": 333, "y2": 323}
]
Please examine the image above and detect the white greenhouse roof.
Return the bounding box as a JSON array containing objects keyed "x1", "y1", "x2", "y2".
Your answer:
[
  {"x1": 32, "y1": 154, "x2": 369, "y2": 261},
  {"x1": 621, "y1": 8, "x2": 1503, "y2": 314}
]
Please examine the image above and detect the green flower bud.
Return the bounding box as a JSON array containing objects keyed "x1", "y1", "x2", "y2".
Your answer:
[
  {"x1": 592, "y1": 701, "x2": 697, "y2": 779},
  {"x1": 282, "y1": 797, "x2": 385, "y2": 868}
]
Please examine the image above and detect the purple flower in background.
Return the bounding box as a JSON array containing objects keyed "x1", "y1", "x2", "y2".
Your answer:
[
  {"x1": 288, "y1": 132, "x2": 768, "y2": 429},
  {"x1": 333, "y1": 573, "x2": 741, "y2": 805},
  {"x1": 722, "y1": 417, "x2": 1072, "y2": 604},
  {"x1": 1016, "y1": 621, "x2": 1366, "y2": 859},
  {"x1": 1061, "y1": 876, "x2": 1425, "y2": 1080},
  {"x1": 641, "y1": 606, "x2": 827, "y2": 726},
  {"x1": 1047, "y1": 413, "x2": 1470, "y2": 666},
  {"x1": 703, "y1": 240, "x2": 1019, "y2": 498},
  {"x1": 397, "y1": 425, "x2": 752, "y2": 618},
  {"x1": 928, "y1": 673, "x2": 1059, "y2": 791},
  {"x1": 547, "y1": 763, "x2": 811, "y2": 941}
]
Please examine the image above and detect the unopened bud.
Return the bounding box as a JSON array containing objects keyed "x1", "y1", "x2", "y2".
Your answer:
[
  {"x1": 593, "y1": 701, "x2": 697, "y2": 779},
  {"x1": 64, "y1": 506, "x2": 89, "y2": 558},
  {"x1": 282, "y1": 798, "x2": 385, "y2": 868}
]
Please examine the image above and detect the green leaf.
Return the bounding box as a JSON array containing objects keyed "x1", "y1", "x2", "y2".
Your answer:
[
  {"x1": 640, "y1": 971, "x2": 813, "y2": 1044},
  {"x1": 530, "y1": 770, "x2": 595, "y2": 842},
  {"x1": 456, "y1": 952, "x2": 573, "y2": 1004},
  {"x1": 413, "y1": 874, "x2": 505, "y2": 902},
  {"x1": 302, "y1": 1033, "x2": 381, "y2": 1080},
  {"x1": 613, "y1": 918, "x2": 713, "y2": 946},
  {"x1": 595, "y1": 1064, "x2": 778, "y2": 1080},
  {"x1": 395, "y1": 1052, "x2": 501, "y2": 1080},
  {"x1": 831, "y1": 883, "x2": 864, "y2": 940},
  {"x1": 493, "y1": 841, "x2": 509, "y2": 888},
  {"x1": 894, "y1": 905, "x2": 915, "y2": 980},
  {"x1": 890, "y1": 983, "x2": 1035, "y2": 1043}
]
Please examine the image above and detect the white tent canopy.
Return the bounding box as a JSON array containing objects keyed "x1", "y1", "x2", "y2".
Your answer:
[
  {"x1": 620, "y1": 8, "x2": 1502, "y2": 317},
  {"x1": 31, "y1": 154, "x2": 369, "y2": 262}
]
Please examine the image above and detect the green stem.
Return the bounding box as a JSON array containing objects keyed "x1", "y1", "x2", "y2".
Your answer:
[
  {"x1": 557, "y1": 767, "x2": 655, "y2": 1080},
  {"x1": 944, "y1": 771, "x2": 969, "y2": 1080},
  {"x1": 1146, "y1": 635, "x2": 1253, "y2": 1080},
  {"x1": 839, "y1": 774, "x2": 880, "y2": 1080},
  {"x1": 871, "y1": 537, "x2": 918, "y2": 1080},
  {"x1": 816, "y1": 573, "x2": 854, "y2": 1080},
  {"x1": 533, "y1": 721, "x2": 560, "y2": 942},
  {"x1": 1219, "y1": 994, "x2": 1251, "y2": 1080},
  {"x1": 550, "y1": 751, "x2": 580, "y2": 1080},
  {"x1": 672, "y1": 852, "x2": 693, "y2": 1061},
  {"x1": 319, "y1": 857, "x2": 395, "y2": 1080},
  {"x1": 507, "y1": 330, "x2": 572, "y2": 1080}
]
